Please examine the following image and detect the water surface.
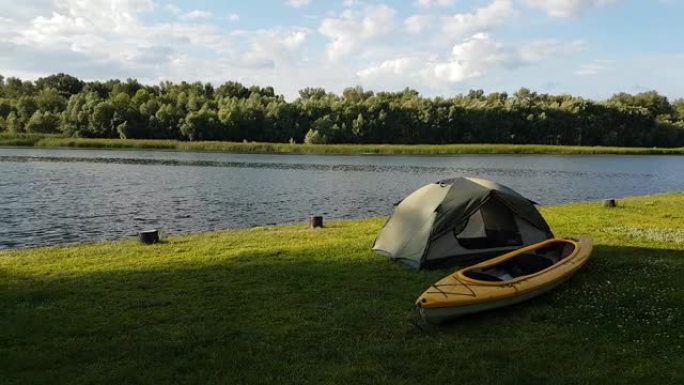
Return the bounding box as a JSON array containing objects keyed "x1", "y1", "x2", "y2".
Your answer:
[{"x1": 1, "y1": 147, "x2": 682, "y2": 249}]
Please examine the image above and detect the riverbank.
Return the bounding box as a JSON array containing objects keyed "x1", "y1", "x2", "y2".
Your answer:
[
  {"x1": 2, "y1": 133, "x2": 683, "y2": 155},
  {"x1": 1, "y1": 193, "x2": 683, "y2": 384}
]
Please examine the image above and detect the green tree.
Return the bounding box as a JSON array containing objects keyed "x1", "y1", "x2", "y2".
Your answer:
[
  {"x1": 34, "y1": 73, "x2": 84, "y2": 97},
  {"x1": 35, "y1": 88, "x2": 66, "y2": 112},
  {"x1": 5, "y1": 111, "x2": 21, "y2": 133},
  {"x1": 0, "y1": 98, "x2": 11, "y2": 118},
  {"x1": 304, "y1": 128, "x2": 326, "y2": 144},
  {"x1": 25, "y1": 110, "x2": 61, "y2": 133},
  {"x1": 15, "y1": 96, "x2": 38, "y2": 123}
]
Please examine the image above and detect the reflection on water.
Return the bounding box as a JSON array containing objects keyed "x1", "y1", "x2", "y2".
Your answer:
[{"x1": 0, "y1": 147, "x2": 682, "y2": 249}]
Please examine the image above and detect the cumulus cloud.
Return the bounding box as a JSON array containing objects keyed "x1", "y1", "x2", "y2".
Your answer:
[
  {"x1": 0, "y1": 0, "x2": 54, "y2": 22},
  {"x1": 576, "y1": 61, "x2": 612, "y2": 76},
  {"x1": 524, "y1": 0, "x2": 618, "y2": 17},
  {"x1": 0, "y1": 0, "x2": 312, "y2": 88},
  {"x1": 516, "y1": 39, "x2": 585, "y2": 64},
  {"x1": 357, "y1": 33, "x2": 585, "y2": 90},
  {"x1": 415, "y1": 0, "x2": 455, "y2": 8},
  {"x1": 319, "y1": 4, "x2": 396, "y2": 61},
  {"x1": 429, "y1": 33, "x2": 504, "y2": 82},
  {"x1": 356, "y1": 57, "x2": 421, "y2": 85},
  {"x1": 180, "y1": 10, "x2": 213, "y2": 21},
  {"x1": 441, "y1": 0, "x2": 516, "y2": 40},
  {"x1": 0, "y1": 39, "x2": 135, "y2": 79},
  {"x1": 357, "y1": 34, "x2": 501, "y2": 89},
  {"x1": 285, "y1": 0, "x2": 311, "y2": 8},
  {"x1": 0, "y1": 0, "x2": 631, "y2": 99},
  {"x1": 405, "y1": 15, "x2": 433, "y2": 34},
  {"x1": 243, "y1": 28, "x2": 309, "y2": 68},
  {"x1": 0, "y1": 15, "x2": 22, "y2": 41},
  {"x1": 21, "y1": 0, "x2": 154, "y2": 40},
  {"x1": 164, "y1": 4, "x2": 181, "y2": 15}
]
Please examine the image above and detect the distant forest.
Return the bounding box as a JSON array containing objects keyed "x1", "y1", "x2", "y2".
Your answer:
[{"x1": 1, "y1": 73, "x2": 683, "y2": 147}]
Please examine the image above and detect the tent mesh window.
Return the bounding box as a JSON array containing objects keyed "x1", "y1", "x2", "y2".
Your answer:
[{"x1": 456, "y1": 198, "x2": 523, "y2": 249}]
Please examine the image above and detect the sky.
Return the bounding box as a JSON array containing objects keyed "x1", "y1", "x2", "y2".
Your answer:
[{"x1": 0, "y1": 0, "x2": 683, "y2": 100}]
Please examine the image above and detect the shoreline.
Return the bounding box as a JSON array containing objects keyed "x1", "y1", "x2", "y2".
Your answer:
[
  {"x1": 1, "y1": 193, "x2": 681, "y2": 252},
  {"x1": 1, "y1": 134, "x2": 683, "y2": 155}
]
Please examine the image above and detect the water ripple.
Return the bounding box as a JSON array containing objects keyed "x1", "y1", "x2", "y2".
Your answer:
[
  {"x1": 0, "y1": 149, "x2": 682, "y2": 250},
  {"x1": 0, "y1": 155, "x2": 655, "y2": 178}
]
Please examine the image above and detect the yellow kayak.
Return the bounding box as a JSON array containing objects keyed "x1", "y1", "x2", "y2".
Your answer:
[{"x1": 416, "y1": 236, "x2": 592, "y2": 323}]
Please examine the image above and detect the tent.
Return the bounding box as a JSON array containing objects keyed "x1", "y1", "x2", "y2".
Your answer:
[{"x1": 372, "y1": 177, "x2": 553, "y2": 269}]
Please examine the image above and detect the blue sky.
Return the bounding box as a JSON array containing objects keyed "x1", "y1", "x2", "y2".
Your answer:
[{"x1": 0, "y1": 0, "x2": 683, "y2": 100}]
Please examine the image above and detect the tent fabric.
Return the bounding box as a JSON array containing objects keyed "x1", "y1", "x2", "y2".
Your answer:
[
  {"x1": 372, "y1": 177, "x2": 553, "y2": 269},
  {"x1": 432, "y1": 177, "x2": 551, "y2": 238},
  {"x1": 371, "y1": 183, "x2": 450, "y2": 266}
]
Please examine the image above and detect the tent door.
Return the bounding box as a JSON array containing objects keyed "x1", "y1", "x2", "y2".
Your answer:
[{"x1": 457, "y1": 198, "x2": 522, "y2": 249}]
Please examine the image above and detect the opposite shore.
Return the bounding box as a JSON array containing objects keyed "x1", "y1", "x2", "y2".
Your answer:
[{"x1": 2, "y1": 133, "x2": 684, "y2": 155}]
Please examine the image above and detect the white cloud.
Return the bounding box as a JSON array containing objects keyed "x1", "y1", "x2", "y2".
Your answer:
[
  {"x1": 285, "y1": 0, "x2": 311, "y2": 8},
  {"x1": 227, "y1": 13, "x2": 240, "y2": 22},
  {"x1": 28, "y1": 0, "x2": 154, "y2": 35},
  {"x1": 576, "y1": 61, "x2": 612, "y2": 76},
  {"x1": 0, "y1": 15, "x2": 21, "y2": 41},
  {"x1": 516, "y1": 39, "x2": 585, "y2": 64},
  {"x1": 1, "y1": 0, "x2": 670, "y2": 102},
  {"x1": 244, "y1": 28, "x2": 309, "y2": 68},
  {"x1": 428, "y1": 33, "x2": 505, "y2": 83},
  {"x1": 357, "y1": 33, "x2": 585, "y2": 90},
  {"x1": 405, "y1": 15, "x2": 433, "y2": 34},
  {"x1": 164, "y1": 4, "x2": 181, "y2": 15},
  {"x1": 180, "y1": 10, "x2": 213, "y2": 21},
  {"x1": 12, "y1": 0, "x2": 154, "y2": 53},
  {"x1": 0, "y1": 0, "x2": 54, "y2": 23},
  {"x1": 524, "y1": 0, "x2": 618, "y2": 18},
  {"x1": 415, "y1": 0, "x2": 455, "y2": 8},
  {"x1": 319, "y1": 4, "x2": 396, "y2": 62},
  {"x1": 357, "y1": 34, "x2": 504, "y2": 89},
  {"x1": 441, "y1": 0, "x2": 516, "y2": 40},
  {"x1": 0, "y1": 0, "x2": 313, "y2": 89},
  {"x1": 357, "y1": 57, "x2": 421, "y2": 82}
]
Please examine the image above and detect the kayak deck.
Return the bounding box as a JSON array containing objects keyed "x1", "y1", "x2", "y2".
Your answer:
[{"x1": 416, "y1": 236, "x2": 592, "y2": 323}]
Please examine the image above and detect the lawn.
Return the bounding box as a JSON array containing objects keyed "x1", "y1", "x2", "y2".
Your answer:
[{"x1": 1, "y1": 193, "x2": 683, "y2": 384}]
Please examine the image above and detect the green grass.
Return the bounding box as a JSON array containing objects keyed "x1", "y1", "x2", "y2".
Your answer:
[
  {"x1": 1, "y1": 193, "x2": 684, "y2": 384},
  {"x1": 2, "y1": 133, "x2": 683, "y2": 154},
  {"x1": 0, "y1": 133, "x2": 59, "y2": 147}
]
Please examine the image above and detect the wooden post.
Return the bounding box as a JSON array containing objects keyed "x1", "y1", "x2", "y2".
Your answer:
[
  {"x1": 139, "y1": 229, "x2": 159, "y2": 244},
  {"x1": 310, "y1": 216, "x2": 324, "y2": 228},
  {"x1": 603, "y1": 199, "x2": 617, "y2": 208}
]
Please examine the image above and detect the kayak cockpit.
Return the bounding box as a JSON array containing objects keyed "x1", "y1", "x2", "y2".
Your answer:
[{"x1": 462, "y1": 240, "x2": 577, "y2": 282}]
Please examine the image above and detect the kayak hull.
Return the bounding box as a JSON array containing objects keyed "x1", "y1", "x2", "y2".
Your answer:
[
  {"x1": 419, "y1": 274, "x2": 570, "y2": 323},
  {"x1": 416, "y1": 236, "x2": 592, "y2": 324}
]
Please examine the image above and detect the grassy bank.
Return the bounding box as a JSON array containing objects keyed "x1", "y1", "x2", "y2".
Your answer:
[
  {"x1": 0, "y1": 133, "x2": 59, "y2": 147},
  {"x1": 1, "y1": 193, "x2": 683, "y2": 384},
  {"x1": 2, "y1": 134, "x2": 684, "y2": 154}
]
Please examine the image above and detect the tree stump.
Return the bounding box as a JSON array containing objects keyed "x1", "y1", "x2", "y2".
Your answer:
[
  {"x1": 309, "y1": 216, "x2": 324, "y2": 228},
  {"x1": 139, "y1": 229, "x2": 159, "y2": 244},
  {"x1": 603, "y1": 199, "x2": 617, "y2": 208}
]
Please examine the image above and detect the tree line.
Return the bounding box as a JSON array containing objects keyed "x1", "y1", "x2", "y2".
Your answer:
[{"x1": 1, "y1": 73, "x2": 683, "y2": 147}]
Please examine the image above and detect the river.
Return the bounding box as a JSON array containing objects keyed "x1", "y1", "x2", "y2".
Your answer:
[{"x1": 1, "y1": 147, "x2": 682, "y2": 249}]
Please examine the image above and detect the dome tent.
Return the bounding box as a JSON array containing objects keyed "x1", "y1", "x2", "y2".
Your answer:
[{"x1": 372, "y1": 177, "x2": 553, "y2": 269}]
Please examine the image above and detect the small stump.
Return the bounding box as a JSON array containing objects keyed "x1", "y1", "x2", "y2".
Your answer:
[
  {"x1": 603, "y1": 199, "x2": 617, "y2": 208},
  {"x1": 139, "y1": 229, "x2": 159, "y2": 244},
  {"x1": 309, "y1": 215, "x2": 324, "y2": 228}
]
